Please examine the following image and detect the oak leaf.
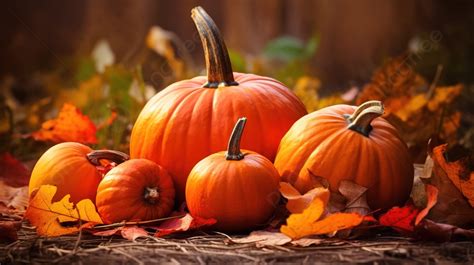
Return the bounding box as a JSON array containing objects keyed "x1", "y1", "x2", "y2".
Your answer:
[
  {"x1": 280, "y1": 198, "x2": 364, "y2": 239},
  {"x1": 24, "y1": 185, "x2": 103, "y2": 237},
  {"x1": 154, "y1": 213, "x2": 216, "y2": 237},
  {"x1": 31, "y1": 103, "x2": 97, "y2": 144},
  {"x1": 0, "y1": 181, "x2": 29, "y2": 210},
  {"x1": 279, "y1": 182, "x2": 329, "y2": 214}
]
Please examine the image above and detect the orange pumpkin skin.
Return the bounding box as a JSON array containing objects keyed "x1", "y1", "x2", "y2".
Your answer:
[
  {"x1": 274, "y1": 103, "x2": 413, "y2": 210},
  {"x1": 95, "y1": 159, "x2": 175, "y2": 224},
  {"x1": 29, "y1": 142, "x2": 101, "y2": 203},
  {"x1": 186, "y1": 150, "x2": 280, "y2": 232},
  {"x1": 130, "y1": 75, "x2": 305, "y2": 203}
]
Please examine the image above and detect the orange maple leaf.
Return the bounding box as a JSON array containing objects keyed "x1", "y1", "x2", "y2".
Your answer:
[
  {"x1": 25, "y1": 185, "x2": 103, "y2": 237},
  {"x1": 31, "y1": 103, "x2": 97, "y2": 144},
  {"x1": 280, "y1": 198, "x2": 364, "y2": 239},
  {"x1": 432, "y1": 144, "x2": 474, "y2": 207}
]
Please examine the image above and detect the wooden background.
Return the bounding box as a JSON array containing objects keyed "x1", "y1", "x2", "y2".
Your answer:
[{"x1": 0, "y1": 0, "x2": 469, "y2": 89}]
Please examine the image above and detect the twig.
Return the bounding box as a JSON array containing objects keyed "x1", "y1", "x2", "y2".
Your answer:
[
  {"x1": 93, "y1": 215, "x2": 185, "y2": 229},
  {"x1": 426, "y1": 64, "x2": 443, "y2": 99}
]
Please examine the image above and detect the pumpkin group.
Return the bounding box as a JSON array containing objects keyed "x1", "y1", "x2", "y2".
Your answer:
[
  {"x1": 186, "y1": 118, "x2": 280, "y2": 232},
  {"x1": 130, "y1": 6, "x2": 307, "y2": 202},
  {"x1": 95, "y1": 159, "x2": 175, "y2": 224},
  {"x1": 274, "y1": 101, "x2": 413, "y2": 210},
  {"x1": 29, "y1": 142, "x2": 129, "y2": 203}
]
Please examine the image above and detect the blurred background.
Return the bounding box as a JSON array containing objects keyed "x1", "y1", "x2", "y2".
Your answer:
[{"x1": 0, "y1": 0, "x2": 473, "y2": 160}]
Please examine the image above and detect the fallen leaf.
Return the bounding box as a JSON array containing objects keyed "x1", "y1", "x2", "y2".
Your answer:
[
  {"x1": 432, "y1": 144, "x2": 474, "y2": 206},
  {"x1": 279, "y1": 182, "x2": 329, "y2": 214},
  {"x1": 0, "y1": 153, "x2": 30, "y2": 187},
  {"x1": 290, "y1": 237, "x2": 324, "y2": 247},
  {"x1": 154, "y1": 213, "x2": 216, "y2": 237},
  {"x1": 92, "y1": 227, "x2": 122, "y2": 237},
  {"x1": 121, "y1": 226, "x2": 149, "y2": 241},
  {"x1": 24, "y1": 185, "x2": 103, "y2": 236},
  {"x1": 231, "y1": 231, "x2": 291, "y2": 247},
  {"x1": 0, "y1": 181, "x2": 28, "y2": 210},
  {"x1": 31, "y1": 103, "x2": 97, "y2": 144},
  {"x1": 379, "y1": 205, "x2": 419, "y2": 233},
  {"x1": 280, "y1": 198, "x2": 364, "y2": 239},
  {"x1": 415, "y1": 184, "x2": 439, "y2": 225},
  {"x1": 337, "y1": 180, "x2": 371, "y2": 215},
  {"x1": 428, "y1": 144, "x2": 474, "y2": 227},
  {"x1": 0, "y1": 221, "x2": 21, "y2": 243},
  {"x1": 415, "y1": 219, "x2": 474, "y2": 242}
]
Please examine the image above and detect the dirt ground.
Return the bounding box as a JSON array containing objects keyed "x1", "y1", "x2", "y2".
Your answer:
[{"x1": 1, "y1": 227, "x2": 473, "y2": 264}]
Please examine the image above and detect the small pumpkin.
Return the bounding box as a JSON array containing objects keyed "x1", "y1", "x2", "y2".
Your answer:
[
  {"x1": 274, "y1": 101, "x2": 413, "y2": 210},
  {"x1": 130, "y1": 6, "x2": 306, "y2": 202},
  {"x1": 186, "y1": 118, "x2": 280, "y2": 232},
  {"x1": 95, "y1": 159, "x2": 175, "y2": 224},
  {"x1": 29, "y1": 142, "x2": 129, "y2": 203}
]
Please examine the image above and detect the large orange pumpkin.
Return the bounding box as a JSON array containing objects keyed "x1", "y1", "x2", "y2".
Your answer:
[
  {"x1": 29, "y1": 142, "x2": 129, "y2": 203},
  {"x1": 130, "y1": 7, "x2": 306, "y2": 202},
  {"x1": 274, "y1": 101, "x2": 413, "y2": 210},
  {"x1": 96, "y1": 159, "x2": 175, "y2": 224},
  {"x1": 186, "y1": 118, "x2": 280, "y2": 232}
]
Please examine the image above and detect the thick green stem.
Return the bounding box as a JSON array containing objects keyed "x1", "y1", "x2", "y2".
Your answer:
[
  {"x1": 86, "y1": 150, "x2": 129, "y2": 166},
  {"x1": 347, "y1": 101, "x2": 384, "y2": 137},
  {"x1": 191, "y1": 6, "x2": 238, "y2": 88},
  {"x1": 226, "y1": 117, "x2": 247, "y2": 160}
]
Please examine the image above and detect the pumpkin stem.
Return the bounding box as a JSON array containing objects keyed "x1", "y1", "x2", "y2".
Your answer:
[
  {"x1": 86, "y1": 150, "x2": 130, "y2": 167},
  {"x1": 144, "y1": 187, "x2": 160, "y2": 204},
  {"x1": 191, "y1": 6, "x2": 238, "y2": 88},
  {"x1": 347, "y1": 100, "x2": 384, "y2": 137},
  {"x1": 226, "y1": 117, "x2": 247, "y2": 160}
]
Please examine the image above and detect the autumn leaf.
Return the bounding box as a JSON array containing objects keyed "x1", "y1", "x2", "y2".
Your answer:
[
  {"x1": 415, "y1": 219, "x2": 474, "y2": 242},
  {"x1": 379, "y1": 205, "x2": 419, "y2": 233},
  {"x1": 280, "y1": 198, "x2": 364, "y2": 239},
  {"x1": 120, "y1": 226, "x2": 149, "y2": 241},
  {"x1": 337, "y1": 180, "x2": 371, "y2": 215},
  {"x1": 154, "y1": 213, "x2": 216, "y2": 237},
  {"x1": 279, "y1": 182, "x2": 329, "y2": 214},
  {"x1": 31, "y1": 103, "x2": 97, "y2": 144},
  {"x1": 0, "y1": 181, "x2": 29, "y2": 210},
  {"x1": 415, "y1": 184, "x2": 439, "y2": 225},
  {"x1": 0, "y1": 153, "x2": 30, "y2": 187},
  {"x1": 432, "y1": 144, "x2": 474, "y2": 206},
  {"x1": 231, "y1": 231, "x2": 292, "y2": 247},
  {"x1": 24, "y1": 185, "x2": 103, "y2": 237}
]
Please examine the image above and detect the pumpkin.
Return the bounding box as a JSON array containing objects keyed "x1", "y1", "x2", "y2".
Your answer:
[
  {"x1": 186, "y1": 118, "x2": 280, "y2": 232},
  {"x1": 95, "y1": 159, "x2": 175, "y2": 224},
  {"x1": 130, "y1": 6, "x2": 306, "y2": 202},
  {"x1": 29, "y1": 142, "x2": 129, "y2": 203},
  {"x1": 274, "y1": 101, "x2": 413, "y2": 210}
]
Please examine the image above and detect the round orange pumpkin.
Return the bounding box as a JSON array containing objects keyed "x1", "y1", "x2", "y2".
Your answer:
[
  {"x1": 95, "y1": 159, "x2": 175, "y2": 224},
  {"x1": 29, "y1": 142, "x2": 129, "y2": 203},
  {"x1": 274, "y1": 101, "x2": 413, "y2": 210},
  {"x1": 130, "y1": 7, "x2": 306, "y2": 202},
  {"x1": 186, "y1": 118, "x2": 280, "y2": 232}
]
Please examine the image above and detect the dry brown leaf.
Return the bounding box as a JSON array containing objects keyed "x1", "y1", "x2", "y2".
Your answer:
[
  {"x1": 0, "y1": 181, "x2": 28, "y2": 210},
  {"x1": 337, "y1": 180, "x2": 370, "y2": 215},
  {"x1": 280, "y1": 198, "x2": 364, "y2": 239},
  {"x1": 231, "y1": 231, "x2": 291, "y2": 247},
  {"x1": 290, "y1": 237, "x2": 324, "y2": 247},
  {"x1": 279, "y1": 182, "x2": 329, "y2": 214},
  {"x1": 31, "y1": 103, "x2": 97, "y2": 144},
  {"x1": 120, "y1": 226, "x2": 149, "y2": 241},
  {"x1": 24, "y1": 185, "x2": 103, "y2": 237}
]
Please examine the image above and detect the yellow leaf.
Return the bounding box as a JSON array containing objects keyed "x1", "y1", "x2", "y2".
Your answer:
[
  {"x1": 293, "y1": 76, "x2": 321, "y2": 112},
  {"x1": 24, "y1": 185, "x2": 103, "y2": 237},
  {"x1": 279, "y1": 182, "x2": 329, "y2": 214},
  {"x1": 280, "y1": 198, "x2": 363, "y2": 239},
  {"x1": 427, "y1": 85, "x2": 463, "y2": 112}
]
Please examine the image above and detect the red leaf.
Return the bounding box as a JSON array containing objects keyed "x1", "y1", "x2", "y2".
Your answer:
[
  {"x1": 415, "y1": 184, "x2": 439, "y2": 225},
  {"x1": 154, "y1": 213, "x2": 216, "y2": 237},
  {"x1": 0, "y1": 221, "x2": 21, "y2": 243},
  {"x1": 0, "y1": 153, "x2": 30, "y2": 187},
  {"x1": 92, "y1": 227, "x2": 122, "y2": 237},
  {"x1": 121, "y1": 226, "x2": 148, "y2": 241},
  {"x1": 379, "y1": 205, "x2": 420, "y2": 232}
]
